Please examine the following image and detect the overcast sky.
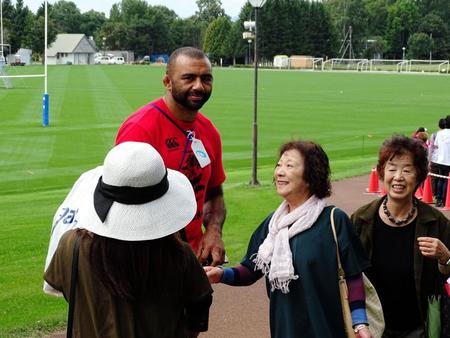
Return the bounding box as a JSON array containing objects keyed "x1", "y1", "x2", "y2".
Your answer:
[{"x1": 21, "y1": 0, "x2": 248, "y2": 19}]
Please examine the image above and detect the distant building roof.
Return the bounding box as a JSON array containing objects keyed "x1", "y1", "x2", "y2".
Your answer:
[{"x1": 47, "y1": 34, "x2": 97, "y2": 56}]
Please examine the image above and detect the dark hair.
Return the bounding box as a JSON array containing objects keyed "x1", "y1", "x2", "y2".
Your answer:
[
  {"x1": 167, "y1": 47, "x2": 209, "y2": 74},
  {"x1": 278, "y1": 140, "x2": 331, "y2": 199},
  {"x1": 439, "y1": 118, "x2": 446, "y2": 129},
  {"x1": 84, "y1": 229, "x2": 186, "y2": 301},
  {"x1": 416, "y1": 131, "x2": 428, "y2": 143},
  {"x1": 446, "y1": 115, "x2": 450, "y2": 129},
  {"x1": 376, "y1": 135, "x2": 428, "y2": 187}
]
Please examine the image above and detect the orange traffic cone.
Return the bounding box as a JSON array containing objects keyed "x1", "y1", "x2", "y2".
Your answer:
[
  {"x1": 421, "y1": 175, "x2": 433, "y2": 204},
  {"x1": 444, "y1": 173, "x2": 450, "y2": 211},
  {"x1": 366, "y1": 168, "x2": 380, "y2": 193},
  {"x1": 415, "y1": 184, "x2": 423, "y2": 199}
]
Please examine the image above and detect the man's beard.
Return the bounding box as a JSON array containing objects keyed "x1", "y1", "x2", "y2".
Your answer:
[{"x1": 171, "y1": 86, "x2": 211, "y2": 111}]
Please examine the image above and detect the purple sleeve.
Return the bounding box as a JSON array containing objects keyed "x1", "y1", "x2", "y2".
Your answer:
[
  {"x1": 347, "y1": 274, "x2": 365, "y2": 302},
  {"x1": 347, "y1": 273, "x2": 369, "y2": 325},
  {"x1": 220, "y1": 264, "x2": 263, "y2": 286}
]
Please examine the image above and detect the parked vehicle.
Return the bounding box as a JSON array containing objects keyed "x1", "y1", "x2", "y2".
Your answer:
[
  {"x1": 11, "y1": 54, "x2": 25, "y2": 66},
  {"x1": 110, "y1": 56, "x2": 125, "y2": 64},
  {"x1": 139, "y1": 55, "x2": 150, "y2": 64},
  {"x1": 95, "y1": 56, "x2": 111, "y2": 64}
]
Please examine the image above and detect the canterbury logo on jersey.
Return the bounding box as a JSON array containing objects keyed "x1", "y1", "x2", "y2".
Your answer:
[{"x1": 165, "y1": 137, "x2": 179, "y2": 149}]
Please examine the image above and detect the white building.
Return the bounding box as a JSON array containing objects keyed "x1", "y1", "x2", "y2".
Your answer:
[{"x1": 47, "y1": 34, "x2": 97, "y2": 65}]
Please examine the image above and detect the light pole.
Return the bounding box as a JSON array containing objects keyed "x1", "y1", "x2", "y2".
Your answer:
[
  {"x1": 102, "y1": 37, "x2": 106, "y2": 56},
  {"x1": 1, "y1": 0, "x2": 4, "y2": 62},
  {"x1": 402, "y1": 46, "x2": 406, "y2": 60},
  {"x1": 248, "y1": 0, "x2": 266, "y2": 186},
  {"x1": 243, "y1": 23, "x2": 255, "y2": 65},
  {"x1": 429, "y1": 33, "x2": 433, "y2": 63}
]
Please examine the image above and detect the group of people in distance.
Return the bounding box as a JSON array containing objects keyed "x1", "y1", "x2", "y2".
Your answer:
[
  {"x1": 426, "y1": 116, "x2": 450, "y2": 207},
  {"x1": 43, "y1": 47, "x2": 450, "y2": 338}
]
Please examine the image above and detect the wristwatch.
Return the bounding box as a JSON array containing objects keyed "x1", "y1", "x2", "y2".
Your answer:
[
  {"x1": 354, "y1": 324, "x2": 368, "y2": 333},
  {"x1": 440, "y1": 257, "x2": 450, "y2": 266}
]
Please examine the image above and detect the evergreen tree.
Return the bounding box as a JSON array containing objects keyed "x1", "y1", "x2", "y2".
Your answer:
[
  {"x1": 9, "y1": 0, "x2": 32, "y2": 53},
  {"x1": 308, "y1": 2, "x2": 333, "y2": 58},
  {"x1": 203, "y1": 16, "x2": 231, "y2": 63},
  {"x1": 223, "y1": 20, "x2": 247, "y2": 65},
  {"x1": 170, "y1": 18, "x2": 203, "y2": 50},
  {"x1": 194, "y1": 0, "x2": 226, "y2": 47},
  {"x1": 52, "y1": 0, "x2": 82, "y2": 33}
]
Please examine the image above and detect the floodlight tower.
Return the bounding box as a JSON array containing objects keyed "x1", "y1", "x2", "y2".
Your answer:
[
  {"x1": 248, "y1": 0, "x2": 266, "y2": 186},
  {"x1": 339, "y1": 25, "x2": 354, "y2": 60}
]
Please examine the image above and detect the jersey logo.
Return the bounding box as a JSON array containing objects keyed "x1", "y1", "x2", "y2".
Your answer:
[{"x1": 165, "y1": 137, "x2": 179, "y2": 150}]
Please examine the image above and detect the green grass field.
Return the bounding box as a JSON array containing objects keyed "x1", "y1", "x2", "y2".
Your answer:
[{"x1": 1, "y1": 65, "x2": 449, "y2": 336}]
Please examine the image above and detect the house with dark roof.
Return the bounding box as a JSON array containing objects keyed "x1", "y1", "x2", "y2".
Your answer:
[{"x1": 47, "y1": 34, "x2": 97, "y2": 65}]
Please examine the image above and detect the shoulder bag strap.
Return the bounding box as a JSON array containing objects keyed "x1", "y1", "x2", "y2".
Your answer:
[
  {"x1": 67, "y1": 234, "x2": 82, "y2": 338},
  {"x1": 330, "y1": 207, "x2": 346, "y2": 279}
]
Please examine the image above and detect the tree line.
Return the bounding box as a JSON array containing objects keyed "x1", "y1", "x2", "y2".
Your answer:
[{"x1": 1, "y1": 0, "x2": 449, "y2": 63}]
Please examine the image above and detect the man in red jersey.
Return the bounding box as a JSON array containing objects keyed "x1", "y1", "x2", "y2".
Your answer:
[{"x1": 116, "y1": 47, "x2": 226, "y2": 266}]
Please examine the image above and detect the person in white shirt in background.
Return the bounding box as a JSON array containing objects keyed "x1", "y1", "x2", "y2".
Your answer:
[
  {"x1": 434, "y1": 116, "x2": 450, "y2": 207},
  {"x1": 428, "y1": 118, "x2": 447, "y2": 200}
]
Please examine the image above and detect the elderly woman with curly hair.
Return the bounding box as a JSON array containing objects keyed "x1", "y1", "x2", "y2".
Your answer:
[
  {"x1": 352, "y1": 135, "x2": 450, "y2": 338},
  {"x1": 206, "y1": 140, "x2": 373, "y2": 338}
]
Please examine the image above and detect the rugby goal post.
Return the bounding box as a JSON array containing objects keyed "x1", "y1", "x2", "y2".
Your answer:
[
  {"x1": 0, "y1": 51, "x2": 12, "y2": 88},
  {"x1": 0, "y1": 0, "x2": 49, "y2": 126}
]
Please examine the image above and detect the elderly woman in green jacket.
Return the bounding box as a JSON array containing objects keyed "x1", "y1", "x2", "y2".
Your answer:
[{"x1": 352, "y1": 135, "x2": 450, "y2": 338}]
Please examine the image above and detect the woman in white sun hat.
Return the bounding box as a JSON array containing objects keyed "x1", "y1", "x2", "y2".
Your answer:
[{"x1": 44, "y1": 142, "x2": 213, "y2": 338}]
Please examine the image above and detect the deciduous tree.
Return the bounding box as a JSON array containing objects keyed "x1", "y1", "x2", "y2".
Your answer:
[
  {"x1": 385, "y1": 0, "x2": 419, "y2": 58},
  {"x1": 408, "y1": 32, "x2": 432, "y2": 59}
]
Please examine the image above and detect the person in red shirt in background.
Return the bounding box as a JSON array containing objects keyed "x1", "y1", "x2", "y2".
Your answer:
[{"x1": 116, "y1": 47, "x2": 226, "y2": 266}]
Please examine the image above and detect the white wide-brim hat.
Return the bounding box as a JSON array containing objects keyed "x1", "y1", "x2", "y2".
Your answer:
[{"x1": 79, "y1": 142, "x2": 196, "y2": 241}]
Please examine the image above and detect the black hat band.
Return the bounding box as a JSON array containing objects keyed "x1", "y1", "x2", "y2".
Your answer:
[{"x1": 94, "y1": 171, "x2": 169, "y2": 222}]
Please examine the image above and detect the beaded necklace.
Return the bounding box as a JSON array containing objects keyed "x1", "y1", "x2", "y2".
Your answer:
[{"x1": 382, "y1": 197, "x2": 417, "y2": 226}]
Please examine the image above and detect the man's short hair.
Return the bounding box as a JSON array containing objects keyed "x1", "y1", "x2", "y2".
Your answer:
[{"x1": 166, "y1": 47, "x2": 209, "y2": 74}]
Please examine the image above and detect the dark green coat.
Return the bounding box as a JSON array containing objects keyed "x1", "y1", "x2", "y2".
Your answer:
[
  {"x1": 351, "y1": 198, "x2": 450, "y2": 320},
  {"x1": 242, "y1": 206, "x2": 370, "y2": 338}
]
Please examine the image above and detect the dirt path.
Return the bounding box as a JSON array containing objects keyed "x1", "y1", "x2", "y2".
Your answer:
[{"x1": 46, "y1": 174, "x2": 450, "y2": 338}]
